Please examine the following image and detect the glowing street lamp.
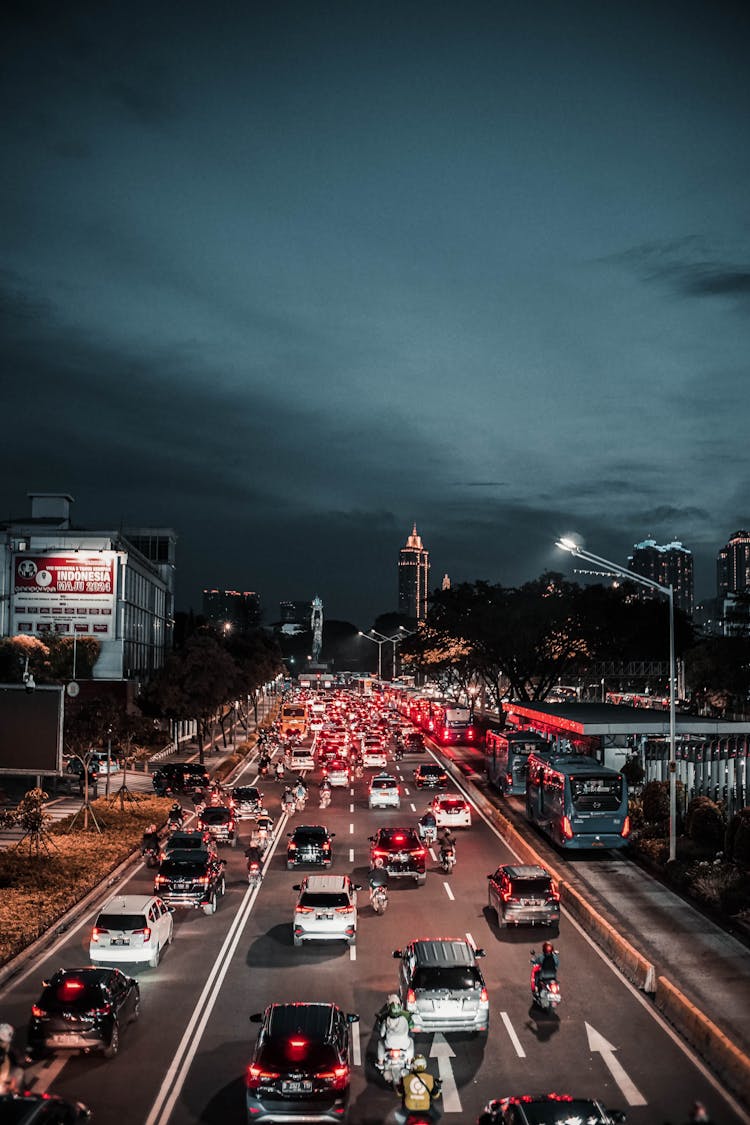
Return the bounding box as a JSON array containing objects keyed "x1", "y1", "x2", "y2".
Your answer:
[{"x1": 555, "y1": 536, "x2": 678, "y2": 861}]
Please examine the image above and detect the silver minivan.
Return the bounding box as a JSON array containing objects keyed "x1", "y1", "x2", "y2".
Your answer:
[{"x1": 393, "y1": 938, "x2": 489, "y2": 1035}]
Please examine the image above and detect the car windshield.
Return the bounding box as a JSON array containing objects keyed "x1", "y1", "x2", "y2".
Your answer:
[
  {"x1": 570, "y1": 774, "x2": 622, "y2": 811},
  {"x1": 95, "y1": 912, "x2": 147, "y2": 930},
  {"x1": 299, "y1": 892, "x2": 350, "y2": 909},
  {"x1": 412, "y1": 966, "x2": 481, "y2": 991},
  {"x1": 200, "y1": 808, "x2": 231, "y2": 823}
]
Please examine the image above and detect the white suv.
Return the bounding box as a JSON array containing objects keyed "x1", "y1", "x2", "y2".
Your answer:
[
  {"x1": 368, "y1": 773, "x2": 401, "y2": 809},
  {"x1": 292, "y1": 874, "x2": 361, "y2": 948},
  {"x1": 89, "y1": 893, "x2": 174, "y2": 968}
]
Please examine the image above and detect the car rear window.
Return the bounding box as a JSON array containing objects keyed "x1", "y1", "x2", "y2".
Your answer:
[
  {"x1": 412, "y1": 966, "x2": 481, "y2": 991},
  {"x1": 440, "y1": 798, "x2": 464, "y2": 809},
  {"x1": 96, "y1": 912, "x2": 147, "y2": 930},
  {"x1": 299, "y1": 893, "x2": 350, "y2": 909},
  {"x1": 43, "y1": 980, "x2": 106, "y2": 1010},
  {"x1": 233, "y1": 788, "x2": 259, "y2": 801},
  {"x1": 200, "y1": 807, "x2": 232, "y2": 823},
  {"x1": 167, "y1": 835, "x2": 203, "y2": 849},
  {"x1": 161, "y1": 851, "x2": 208, "y2": 870},
  {"x1": 380, "y1": 830, "x2": 419, "y2": 848},
  {"x1": 372, "y1": 779, "x2": 395, "y2": 789},
  {"x1": 509, "y1": 877, "x2": 552, "y2": 896},
  {"x1": 294, "y1": 827, "x2": 327, "y2": 841}
]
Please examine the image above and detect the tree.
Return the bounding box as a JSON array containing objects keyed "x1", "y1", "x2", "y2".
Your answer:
[
  {"x1": 0, "y1": 787, "x2": 56, "y2": 857},
  {"x1": 226, "y1": 630, "x2": 283, "y2": 726},
  {"x1": 685, "y1": 637, "x2": 750, "y2": 716}
]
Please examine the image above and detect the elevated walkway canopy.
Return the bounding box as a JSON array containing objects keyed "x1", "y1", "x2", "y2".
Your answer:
[{"x1": 503, "y1": 701, "x2": 750, "y2": 740}]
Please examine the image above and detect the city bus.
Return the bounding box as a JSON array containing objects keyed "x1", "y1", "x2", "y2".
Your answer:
[
  {"x1": 524, "y1": 748, "x2": 630, "y2": 849},
  {"x1": 279, "y1": 701, "x2": 308, "y2": 739},
  {"x1": 429, "y1": 701, "x2": 478, "y2": 745},
  {"x1": 485, "y1": 729, "x2": 549, "y2": 794}
]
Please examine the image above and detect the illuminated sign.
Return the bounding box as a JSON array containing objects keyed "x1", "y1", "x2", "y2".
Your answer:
[{"x1": 12, "y1": 552, "x2": 117, "y2": 638}]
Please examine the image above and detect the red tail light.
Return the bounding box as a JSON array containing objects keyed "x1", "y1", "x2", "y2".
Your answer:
[
  {"x1": 621, "y1": 815, "x2": 631, "y2": 838},
  {"x1": 246, "y1": 1064, "x2": 281, "y2": 1089},
  {"x1": 31, "y1": 1005, "x2": 46, "y2": 1018},
  {"x1": 468, "y1": 728, "x2": 475, "y2": 740},
  {"x1": 334, "y1": 905, "x2": 353, "y2": 914},
  {"x1": 561, "y1": 816, "x2": 574, "y2": 840},
  {"x1": 548, "y1": 981, "x2": 560, "y2": 994},
  {"x1": 406, "y1": 988, "x2": 416, "y2": 1005},
  {"x1": 295, "y1": 905, "x2": 314, "y2": 914},
  {"x1": 442, "y1": 728, "x2": 449, "y2": 740},
  {"x1": 91, "y1": 927, "x2": 106, "y2": 942},
  {"x1": 155, "y1": 875, "x2": 168, "y2": 886},
  {"x1": 372, "y1": 848, "x2": 389, "y2": 859},
  {"x1": 480, "y1": 986, "x2": 488, "y2": 1002},
  {"x1": 133, "y1": 926, "x2": 151, "y2": 942},
  {"x1": 288, "y1": 843, "x2": 297, "y2": 851},
  {"x1": 316, "y1": 1064, "x2": 349, "y2": 1089},
  {"x1": 410, "y1": 848, "x2": 426, "y2": 858},
  {"x1": 197, "y1": 876, "x2": 209, "y2": 887},
  {"x1": 90, "y1": 1003, "x2": 112, "y2": 1016}
]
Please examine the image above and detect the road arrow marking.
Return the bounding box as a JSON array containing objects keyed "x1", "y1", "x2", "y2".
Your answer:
[
  {"x1": 429, "y1": 1032, "x2": 462, "y2": 1113},
  {"x1": 585, "y1": 1022, "x2": 647, "y2": 1106}
]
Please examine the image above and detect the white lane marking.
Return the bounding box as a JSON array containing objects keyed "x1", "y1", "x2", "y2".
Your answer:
[
  {"x1": 429, "y1": 847, "x2": 436, "y2": 862},
  {"x1": 410, "y1": 802, "x2": 416, "y2": 812},
  {"x1": 403, "y1": 787, "x2": 410, "y2": 796},
  {"x1": 349, "y1": 822, "x2": 354, "y2": 834},
  {"x1": 501, "y1": 1010, "x2": 526, "y2": 1058},
  {"x1": 349, "y1": 848, "x2": 354, "y2": 862},
  {"x1": 429, "y1": 1033, "x2": 461, "y2": 1112},
  {"x1": 350, "y1": 788, "x2": 354, "y2": 796},
  {"x1": 25, "y1": 1052, "x2": 70, "y2": 1094},
  {"x1": 352, "y1": 1018, "x2": 362, "y2": 1066},
  {"x1": 443, "y1": 882, "x2": 455, "y2": 901},
  {"x1": 465, "y1": 932, "x2": 476, "y2": 949},
  {"x1": 349, "y1": 803, "x2": 354, "y2": 813},
  {"x1": 586, "y1": 1023, "x2": 647, "y2": 1106},
  {"x1": 350, "y1": 943, "x2": 357, "y2": 961}
]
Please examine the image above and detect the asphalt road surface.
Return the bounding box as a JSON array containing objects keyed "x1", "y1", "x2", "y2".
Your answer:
[{"x1": 1, "y1": 745, "x2": 746, "y2": 1125}]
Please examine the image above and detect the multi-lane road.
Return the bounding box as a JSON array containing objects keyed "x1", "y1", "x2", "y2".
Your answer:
[{"x1": 1, "y1": 743, "x2": 747, "y2": 1124}]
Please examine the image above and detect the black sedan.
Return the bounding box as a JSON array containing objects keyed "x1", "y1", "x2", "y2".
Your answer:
[
  {"x1": 286, "y1": 825, "x2": 334, "y2": 869},
  {"x1": 28, "y1": 967, "x2": 140, "y2": 1059}
]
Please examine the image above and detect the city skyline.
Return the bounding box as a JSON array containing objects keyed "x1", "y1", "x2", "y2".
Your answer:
[{"x1": 1, "y1": 3, "x2": 748, "y2": 624}]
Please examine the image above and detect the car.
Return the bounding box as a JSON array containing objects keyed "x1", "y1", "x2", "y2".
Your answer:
[
  {"x1": 28, "y1": 967, "x2": 140, "y2": 1059},
  {"x1": 404, "y1": 730, "x2": 425, "y2": 752},
  {"x1": 478, "y1": 1094, "x2": 626, "y2": 1124},
  {"x1": 152, "y1": 761, "x2": 209, "y2": 794},
  {"x1": 486, "y1": 865, "x2": 560, "y2": 928},
  {"x1": 246, "y1": 1002, "x2": 359, "y2": 1122},
  {"x1": 292, "y1": 874, "x2": 360, "y2": 947},
  {"x1": 430, "y1": 793, "x2": 472, "y2": 828},
  {"x1": 392, "y1": 938, "x2": 489, "y2": 1034},
  {"x1": 161, "y1": 827, "x2": 216, "y2": 861},
  {"x1": 414, "y1": 763, "x2": 448, "y2": 790},
  {"x1": 91, "y1": 751, "x2": 121, "y2": 776},
  {"x1": 368, "y1": 827, "x2": 426, "y2": 883},
  {"x1": 0, "y1": 1092, "x2": 91, "y2": 1122},
  {"x1": 155, "y1": 848, "x2": 226, "y2": 914},
  {"x1": 64, "y1": 757, "x2": 99, "y2": 793},
  {"x1": 368, "y1": 773, "x2": 401, "y2": 809},
  {"x1": 287, "y1": 825, "x2": 334, "y2": 869},
  {"x1": 362, "y1": 746, "x2": 388, "y2": 769},
  {"x1": 89, "y1": 893, "x2": 174, "y2": 968},
  {"x1": 232, "y1": 785, "x2": 264, "y2": 820},
  {"x1": 287, "y1": 745, "x2": 316, "y2": 771},
  {"x1": 322, "y1": 759, "x2": 350, "y2": 788},
  {"x1": 197, "y1": 804, "x2": 237, "y2": 845}
]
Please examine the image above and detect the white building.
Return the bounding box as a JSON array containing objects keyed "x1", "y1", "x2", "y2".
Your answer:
[{"x1": 0, "y1": 493, "x2": 175, "y2": 682}]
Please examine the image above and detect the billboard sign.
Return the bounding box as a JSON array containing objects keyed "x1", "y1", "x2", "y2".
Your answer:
[
  {"x1": 12, "y1": 551, "x2": 117, "y2": 639},
  {"x1": 0, "y1": 685, "x2": 64, "y2": 775}
]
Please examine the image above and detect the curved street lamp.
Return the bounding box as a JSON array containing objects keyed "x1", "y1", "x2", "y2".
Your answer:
[
  {"x1": 555, "y1": 537, "x2": 677, "y2": 862},
  {"x1": 359, "y1": 627, "x2": 417, "y2": 679}
]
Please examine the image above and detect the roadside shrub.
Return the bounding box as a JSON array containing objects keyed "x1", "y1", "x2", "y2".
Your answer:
[
  {"x1": 688, "y1": 861, "x2": 744, "y2": 912},
  {"x1": 213, "y1": 753, "x2": 243, "y2": 783},
  {"x1": 641, "y1": 780, "x2": 669, "y2": 825},
  {"x1": 627, "y1": 798, "x2": 644, "y2": 833},
  {"x1": 685, "y1": 796, "x2": 725, "y2": 849},
  {"x1": 726, "y1": 808, "x2": 750, "y2": 867},
  {"x1": 632, "y1": 837, "x2": 668, "y2": 865}
]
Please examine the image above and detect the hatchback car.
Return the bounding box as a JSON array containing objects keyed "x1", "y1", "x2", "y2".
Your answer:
[
  {"x1": 287, "y1": 825, "x2": 334, "y2": 869},
  {"x1": 369, "y1": 827, "x2": 426, "y2": 883},
  {"x1": 368, "y1": 774, "x2": 401, "y2": 810},
  {"x1": 414, "y1": 763, "x2": 448, "y2": 790},
  {"x1": 322, "y1": 759, "x2": 350, "y2": 788},
  {"x1": 362, "y1": 745, "x2": 388, "y2": 769},
  {"x1": 392, "y1": 938, "x2": 488, "y2": 1035},
  {"x1": 197, "y1": 804, "x2": 237, "y2": 845},
  {"x1": 89, "y1": 893, "x2": 174, "y2": 968},
  {"x1": 430, "y1": 793, "x2": 472, "y2": 828},
  {"x1": 292, "y1": 874, "x2": 360, "y2": 947},
  {"x1": 28, "y1": 967, "x2": 139, "y2": 1059},
  {"x1": 246, "y1": 1002, "x2": 359, "y2": 1122},
  {"x1": 232, "y1": 785, "x2": 264, "y2": 820},
  {"x1": 478, "y1": 1094, "x2": 626, "y2": 1124},
  {"x1": 486, "y1": 865, "x2": 560, "y2": 928}
]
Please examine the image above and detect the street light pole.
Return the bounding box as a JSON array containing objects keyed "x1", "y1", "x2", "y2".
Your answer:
[
  {"x1": 556, "y1": 537, "x2": 678, "y2": 862},
  {"x1": 358, "y1": 631, "x2": 384, "y2": 678}
]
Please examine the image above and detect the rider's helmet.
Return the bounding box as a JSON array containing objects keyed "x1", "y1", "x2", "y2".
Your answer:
[
  {"x1": 411, "y1": 1055, "x2": 427, "y2": 1072},
  {"x1": 148, "y1": 823, "x2": 157, "y2": 833},
  {"x1": 387, "y1": 995, "x2": 401, "y2": 1017},
  {"x1": 542, "y1": 941, "x2": 554, "y2": 955},
  {"x1": 0, "y1": 1023, "x2": 14, "y2": 1046}
]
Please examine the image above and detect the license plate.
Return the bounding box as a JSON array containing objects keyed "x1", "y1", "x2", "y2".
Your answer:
[
  {"x1": 316, "y1": 913, "x2": 334, "y2": 920},
  {"x1": 395, "y1": 852, "x2": 407, "y2": 862},
  {"x1": 111, "y1": 938, "x2": 129, "y2": 946},
  {"x1": 174, "y1": 882, "x2": 188, "y2": 890},
  {"x1": 50, "y1": 1033, "x2": 83, "y2": 1047},
  {"x1": 282, "y1": 1080, "x2": 312, "y2": 1094},
  {"x1": 302, "y1": 850, "x2": 316, "y2": 859}
]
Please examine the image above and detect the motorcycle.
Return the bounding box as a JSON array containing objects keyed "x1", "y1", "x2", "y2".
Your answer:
[
  {"x1": 371, "y1": 885, "x2": 388, "y2": 915},
  {"x1": 530, "y1": 952, "x2": 562, "y2": 1011},
  {"x1": 141, "y1": 846, "x2": 160, "y2": 869},
  {"x1": 274, "y1": 765, "x2": 285, "y2": 783},
  {"x1": 418, "y1": 823, "x2": 437, "y2": 846},
  {"x1": 319, "y1": 789, "x2": 331, "y2": 809},
  {"x1": 376, "y1": 1013, "x2": 414, "y2": 1086},
  {"x1": 282, "y1": 795, "x2": 296, "y2": 816},
  {"x1": 247, "y1": 860, "x2": 263, "y2": 887},
  {"x1": 439, "y1": 844, "x2": 456, "y2": 874},
  {"x1": 295, "y1": 794, "x2": 307, "y2": 813},
  {"x1": 167, "y1": 815, "x2": 184, "y2": 835}
]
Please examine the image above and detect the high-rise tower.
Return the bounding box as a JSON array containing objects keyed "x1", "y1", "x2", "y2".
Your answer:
[
  {"x1": 398, "y1": 524, "x2": 430, "y2": 622},
  {"x1": 717, "y1": 531, "x2": 750, "y2": 598},
  {"x1": 627, "y1": 538, "x2": 694, "y2": 616}
]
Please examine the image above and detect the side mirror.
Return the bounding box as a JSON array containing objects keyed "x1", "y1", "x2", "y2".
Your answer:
[
  {"x1": 286, "y1": 833, "x2": 292, "y2": 838},
  {"x1": 392, "y1": 949, "x2": 402, "y2": 959},
  {"x1": 368, "y1": 836, "x2": 375, "y2": 842},
  {"x1": 486, "y1": 874, "x2": 493, "y2": 880},
  {"x1": 249, "y1": 1012, "x2": 263, "y2": 1022},
  {"x1": 353, "y1": 884, "x2": 362, "y2": 892},
  {"x1": 330, "y1": 833, "x2": 336, "y2": 838},
  {"x1": 474, "y1": 948, "x2": 486, "y2": 958},
  {"x1": 347, "y1": 1012, "x2": 360, "y2": 1023},
  {"x1": 292, "y1": 884, "x2": 301, "y2": 891}
]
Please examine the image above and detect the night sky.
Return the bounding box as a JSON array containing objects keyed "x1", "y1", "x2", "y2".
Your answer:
[{"x1": 2, "y1": 2, "x2": 749, "y2": 625}]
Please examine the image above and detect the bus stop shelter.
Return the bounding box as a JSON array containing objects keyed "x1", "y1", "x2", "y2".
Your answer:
[{"x1": 503, "y1": 702, "x2": 750, "y2": 815}]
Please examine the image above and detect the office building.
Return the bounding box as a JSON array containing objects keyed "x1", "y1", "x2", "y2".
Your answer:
[
  {"x1": 202, "y1": 589, "x2": 261, "y2": 634},
  {"x1": 627, "y1": 538, "x2": 694, "y2": 616},
  {"x1": 717, "y1": 530, "x2": 750, "y2": 598},
  {"x1": 398, "y1": 524, "x2": 430, "y2": 622},
  {"x1": 0, "y1": 492, "x2": 175, "y2": 681}
]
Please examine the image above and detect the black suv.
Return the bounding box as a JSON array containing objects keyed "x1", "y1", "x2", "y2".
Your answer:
[
  {"x1": 287, "y1": 825, "x2": 334, "y2": 869},
  {"x1": 369, "y1": 827, "x2": 426, "y2": 884},
  {"x1": 161, "y1": 828, "x2": 216, "y2": 861},
  {"x1": 487, "y1": 864, "x2": 560, "y2": 929},
  {"x1": 246, "y1": 1002, "x2": 359, "y2": 1123},
  {"x1": 154, "y1": 848, "x2": 226, "y2": 914},
  {"x1": 414, "y1": 763, "x2": 448, "y2": 789},
  {"x1": 478, "y1": 1094, "x2": 626, "y2": 1124},
  {"x1": 152, "y1": 762, "x2": 210, "y2": 794},
  {"x1": 28, "y1": 967, "x2": 139, "y2": 1059},
  {"x1": 232, "y1": 785, "x2": 264, "y2": 820},
  {"x1": 405, "y1": 731, "x2": 425, "y2": 752},
  {"x1": 0, "y1": 1092, "x2": 91, "y2": 1122}
]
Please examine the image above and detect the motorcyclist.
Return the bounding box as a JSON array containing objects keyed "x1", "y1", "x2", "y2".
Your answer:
[
  {"x1": 295, "y1": 777, "x2": 308, "y2": 800},
  {"x1": 258, "y1": 751, "x2": 270, "y2": 775},
  {"x1": 168, "y1": 800, "x2": 184, "y2": 824},
  {"x1": 531, "y1": 941, "x2": 559, "y2": 993},
  {"x1": 438, "y1": 827, "x2": 456, "y2": 855},
  {"x1": 256, "y1": 808, "x2": 273, "y2": 834},
  {"x1": 397, "y1": 1055, "x2": 441, "y2": 1122},
  {"x1": 418, "y1": 809, "x2": 437, "y2": 842},
  {"x1": 275, "y1": 760, "x2": 285, "y2": 782},
  {"x1": 368, "y1": 865, "x2": 389, "y2": 903},
  {"x1": 244, "y1": 842, "x2": 262, "y2": 867},
  {"x1": 376, "y1": 994, "x2": 413, "y2": 1069},
  {"x1": 0, "y1": 1024, "x2": 24, "y2": 1095},
  {"x1": 282, "y1": 786, "x2": 296, "y2": 812},
  {"x1": 319, "y1": 777, "x2": 332, "y2": 794},
  {"x1": 141, "y1": 824, "x2": 160, "y2": 854}
]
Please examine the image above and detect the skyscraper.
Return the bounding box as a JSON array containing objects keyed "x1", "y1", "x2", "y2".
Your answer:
[
  {"x1": 717, "y1": 530, "x2": 750, "y2": 598},
  {"x1": 202, "y1": 589, "x2": 261, "y2": 633},
  {"x1": 627, "y1": 539, "x2": 694, "y2": 616},
  {"x1": 398, "y1": 524, "x2": 430, "y2": 622}
]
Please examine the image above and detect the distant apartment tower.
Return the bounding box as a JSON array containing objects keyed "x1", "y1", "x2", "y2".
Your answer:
[
  {"x1": 398, "y1": 524, "x2": 430, "y2": 622},
  {"x1": 627, "y1": 538, "x2": 694, "y2": 616},
  {"x1": 279, "y1": 600, "x2": 312, "y2": 626},
  {"x1": 202, "y1": 589, "x2": 261, "y2": 633},
  {"x1": 717, "y1": 530, "x2": 750, "y2": 597}
]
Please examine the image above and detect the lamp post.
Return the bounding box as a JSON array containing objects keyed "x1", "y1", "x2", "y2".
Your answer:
[
  {"x1": 556, "y1": 536, "x2": 678, "y2": 862},
  {"x1": 468, "y1": 684, "x2": 478, "y2": 723},
  {"x1": 358, "y1": 631, "x2": 387, "y2": 679}
]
